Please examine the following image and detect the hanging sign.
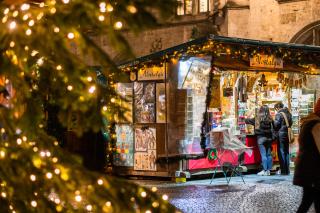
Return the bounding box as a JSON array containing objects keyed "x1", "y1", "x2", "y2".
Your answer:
[
  {"x1": 138, "y1": 66, "x2": 165, "y2": 81},
  {"x1": 250, "y1": 55, "x2": 283, "y2": 69}
]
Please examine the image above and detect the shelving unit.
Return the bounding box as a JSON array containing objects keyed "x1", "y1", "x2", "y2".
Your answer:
[
  {"x1": 290, "y1": 88, "x2": 315, "y2": 135},
  {"x1": 237, "y1": 102, "x2": 247, "y2": 142},
  {"x1": 186, "y1": 90, "x2": 193, "y2": 141}
]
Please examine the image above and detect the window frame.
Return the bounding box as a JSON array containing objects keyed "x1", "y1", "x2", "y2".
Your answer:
[
  {"x1": 177, "y1": 0, "x2": 194, "y2": 16},
  {"x1": 198, "y1": 0, "x2": 210, "y2": 14}
]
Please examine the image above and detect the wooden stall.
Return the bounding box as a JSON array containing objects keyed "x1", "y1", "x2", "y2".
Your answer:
[{"x1": 113, "y1": 35, "x2": 320, "y2": 178}]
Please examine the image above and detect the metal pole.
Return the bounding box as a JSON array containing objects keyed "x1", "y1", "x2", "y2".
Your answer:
[{"x1": 164, "y1": 60, "x2": 169, "y2": 174}]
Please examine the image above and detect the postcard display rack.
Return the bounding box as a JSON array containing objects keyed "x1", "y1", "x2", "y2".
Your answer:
[
  {"x1": 291, "y1": 89, "x2": 315, "y2": 135},
  {"x1": 114, "y1": 66, "x2": 168, "y2": 175}
]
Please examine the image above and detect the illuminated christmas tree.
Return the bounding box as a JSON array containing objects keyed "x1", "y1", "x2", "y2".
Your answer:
[{"x1": 0, "y1": 0, "x2": 177, "y2": 212}]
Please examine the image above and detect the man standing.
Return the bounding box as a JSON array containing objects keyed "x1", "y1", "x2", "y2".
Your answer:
[{"x1": 274, "y1": 102, "x2": 292, "y2": 175}]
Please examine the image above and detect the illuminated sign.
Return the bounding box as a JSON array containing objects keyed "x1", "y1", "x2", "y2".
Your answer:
[
  {"x1": 250, "y1": 55, "x2": 283, "y2": 69},
  {"x1": 138, "y1": 66, "x2": 165, "y2": 81}
]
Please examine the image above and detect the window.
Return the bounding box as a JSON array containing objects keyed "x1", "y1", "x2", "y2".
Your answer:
[
  {"x1": 199, "y1": 0, "x2": 210, "y2": 13},
  {"x1": 177, "y1": 0, "x2": 193, "y2": 15}
]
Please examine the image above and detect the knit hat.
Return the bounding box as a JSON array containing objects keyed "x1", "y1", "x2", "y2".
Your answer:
[{"x1": 315, "y1": 98, "x2": 320, "y2": 116}]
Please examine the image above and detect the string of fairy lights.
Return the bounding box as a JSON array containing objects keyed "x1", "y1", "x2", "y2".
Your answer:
[
  {"x1": 120, "y1": 39, "x2": 320, "y2": 77},
  {"x1": 0, "y1": 0, "x2": 174, "y2": 212}
]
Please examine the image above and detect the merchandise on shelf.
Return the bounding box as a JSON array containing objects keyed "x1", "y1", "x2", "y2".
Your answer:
[
  {"x1": 290, "y1": 89, "x2": 315, "y2": 134},
  {"x1": 208, "y1": 110, "x2": 222, "y2": 129}
]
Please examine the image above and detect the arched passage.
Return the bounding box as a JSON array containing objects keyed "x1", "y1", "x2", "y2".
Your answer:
[
  {"x1": 290, "y1": 21, "x2": 320, "y2": 100},
  {"x1": 290, "y1": 20, "x2": 320, "y2": 45}
]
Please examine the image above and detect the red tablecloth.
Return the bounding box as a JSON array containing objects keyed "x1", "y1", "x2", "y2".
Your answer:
[{"x1": 188, "y1": 136, "x2": 278, "y2": 170}]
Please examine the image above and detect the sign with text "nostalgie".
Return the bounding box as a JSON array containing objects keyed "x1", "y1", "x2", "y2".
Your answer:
[
  {"x1": 250, "y1": 55, "x2": 283, "y2": 69},
  {"x1": 138, "y1": 66, "x2": 165, "y2": 81}
]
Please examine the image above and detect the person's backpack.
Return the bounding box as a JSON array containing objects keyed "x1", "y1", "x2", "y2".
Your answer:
[{"x1": 280, "y1": 112, "x2": 294, "y2": 143}]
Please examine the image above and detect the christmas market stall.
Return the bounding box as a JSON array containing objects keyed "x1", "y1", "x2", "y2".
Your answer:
[{"x1": 114, "y1": 35, "x2": 320, "y2": 178}]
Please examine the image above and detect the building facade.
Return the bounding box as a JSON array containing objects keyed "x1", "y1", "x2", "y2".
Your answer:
[
  {"x1": 91, "y1": 0, "x2": 320, "y2": 95},
  {"x1": 96, "y1": 0, "x2": 320, "y2": 58}
]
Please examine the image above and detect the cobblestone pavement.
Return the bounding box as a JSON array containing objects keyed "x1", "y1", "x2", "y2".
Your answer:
[{"x1": 134, "y1": 174, "x2": 316, "y2": 213}]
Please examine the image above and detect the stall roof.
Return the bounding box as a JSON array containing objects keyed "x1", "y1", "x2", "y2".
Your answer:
[{"x1": 119, "y1": 35, "x2": 320, "y2": 74}]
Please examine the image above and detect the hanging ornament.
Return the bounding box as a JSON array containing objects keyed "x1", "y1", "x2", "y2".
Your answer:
[
  {"x1": 303, "y1": 75, "x2": 307, "y2": 84},
  {"x1": 289, "y1": 79, "x2": 294, "y2": 87},
  {"x1": 258, "y1": 74, "x2": 268, "y2": 87},
  {"x1": 276, "y1": 72, "x2": 284, "y2": 83},
  {"x1": 130, "y1": 71, "x2": 136, "y2": 81}
]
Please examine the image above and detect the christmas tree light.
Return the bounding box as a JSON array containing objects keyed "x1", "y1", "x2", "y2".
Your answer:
[{"x1": 0, "y1": 0, "x2": 178, "y2": 212}]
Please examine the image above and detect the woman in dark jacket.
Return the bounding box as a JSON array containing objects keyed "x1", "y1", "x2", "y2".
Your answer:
[
  {"x1": 274, "y1": 102, "x2": 292, "y2": 175},
  {"x1": 246, "y1": 105, "x2": 274, "y2": 176}
]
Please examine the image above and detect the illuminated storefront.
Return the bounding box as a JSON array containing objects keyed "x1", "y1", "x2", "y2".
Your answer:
[{"x1": 114, "y1": 35, "x2": 320, "y2": 177}]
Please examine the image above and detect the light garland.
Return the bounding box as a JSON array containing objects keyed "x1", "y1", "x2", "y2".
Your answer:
[{"x1": 0, "y1": 0, "x2": 177, "y2": 212}]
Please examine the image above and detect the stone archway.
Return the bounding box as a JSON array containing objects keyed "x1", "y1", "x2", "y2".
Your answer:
[
  {"x1": 290, "y1": 21, "x2": 320, "y2": 100},
  {"x1": 290, "y1": 20, "x2": 320, "y2": 45}
]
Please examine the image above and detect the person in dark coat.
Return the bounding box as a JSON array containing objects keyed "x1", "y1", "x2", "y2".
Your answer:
[
  {"x1": 245, "y1": 105, "x2": 274, "y2": 176},
  {"x1": 274, "y1": 102, "x2": 292, "y2": 175},
  {"x1": 293, "y1": 98, "x2": 320, "y2": 213}
]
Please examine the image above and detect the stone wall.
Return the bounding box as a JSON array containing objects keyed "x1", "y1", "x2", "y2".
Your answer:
[
  {"x1": 93, "y1": 0, "x2": 320, "y2": 60},
  {"x1": 224, "y1": 0, "x2": 320, "y2": 43},
  {"x1": 90, "y1": 15, "x2": 215, "y2": 63}
]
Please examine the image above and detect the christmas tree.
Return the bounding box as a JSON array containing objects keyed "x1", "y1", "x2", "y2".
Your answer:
[{"x1": 0, "y1": 0, "x2": 177, "y2": 212}]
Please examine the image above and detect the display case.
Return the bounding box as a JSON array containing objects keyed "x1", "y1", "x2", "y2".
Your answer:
[
  {"x1": 290, "y1": 88, "x2": 315, "y2": 134},
  {"x1": 237, "y1": 101, "x2": 247, "y2": 141}
]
